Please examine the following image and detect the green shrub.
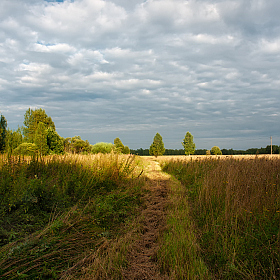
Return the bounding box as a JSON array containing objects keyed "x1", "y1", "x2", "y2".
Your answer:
[
  {"x1": 14, "y1": 143, "x2": 38, "y2": 156},
  {"x1": 91, "y1": 142, "x2": 113, "y2": 154}
]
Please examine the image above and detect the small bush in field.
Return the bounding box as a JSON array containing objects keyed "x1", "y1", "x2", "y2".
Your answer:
[{"x1": 91, "y1": 142, "x2": 113, "y2": 154}]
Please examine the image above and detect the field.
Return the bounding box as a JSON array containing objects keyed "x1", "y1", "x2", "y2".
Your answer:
[
  {"x1": 159, "y1": 154, "x2": 280, "y2": 279},
  {"x1": 0, "y1": 153, "x2": 146, "y2": 279},
  {"x1": 0, "y1": 153, "x2": 279, "y2": 279}
]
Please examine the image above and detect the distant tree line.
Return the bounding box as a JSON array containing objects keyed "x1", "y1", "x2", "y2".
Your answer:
[
  {"x1": 0, "y1": 108, "x2": 130, "y2": 156},
  {"x1": 1, "y1": 109, "x2": 278, "y2": 156},
  {"x1": 131, "y1": 146, "x2": 280, "y2": 156}
]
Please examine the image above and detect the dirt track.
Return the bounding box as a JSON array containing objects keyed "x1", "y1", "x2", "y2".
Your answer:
[{"x1": 122, "y1": 159, "x2": 170, "y2": 280}]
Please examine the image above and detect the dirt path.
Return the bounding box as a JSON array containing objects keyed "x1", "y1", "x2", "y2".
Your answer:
[{"x1": 122, "y1": 158, "x2": 170, "y2": 280}]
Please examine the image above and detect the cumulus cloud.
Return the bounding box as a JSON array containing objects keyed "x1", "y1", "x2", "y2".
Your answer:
[{"x1": 0, "y1": 0, "x2": 279, "y2": 149}]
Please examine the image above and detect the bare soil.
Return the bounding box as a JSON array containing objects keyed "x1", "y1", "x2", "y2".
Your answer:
[{"x1": 122, "y1": 159, "x2": 170, "y2": 280}]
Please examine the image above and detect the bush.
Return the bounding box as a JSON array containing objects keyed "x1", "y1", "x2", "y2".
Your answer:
[{"x1": 14, "y1": 143, "x2": 38, "y2": 156}]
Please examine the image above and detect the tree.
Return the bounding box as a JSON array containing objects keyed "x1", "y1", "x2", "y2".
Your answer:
[
  {"x1": 34, "y1": 122, "x2": 48, "y2": 156},
  {"x1": 211, "y1": 146, "x2": 222, "y2": 155},
  {"x1": 23, "y1": 108, "x2": 55, "y2": 143},
  {"x1": 182, "y1": 131, "x2": 195, "y2": 155},
  {"x1": 123, "y1": 145, "x2": 130, "y2": 154},
  {"x1": 114, "y1": 137, "x2": 125, "y2": 153},
  {"x1": 5, "y1": 128, "x2": 23, "y2": 155},
  {"x1": 91, "y1": 142, "x2": 113, "y2": 154},
  {"x1": 0, "y1": 114, "x2": 7, "y2": 152},
  {"x1": 70, "y1": 136, "x2": 91, "y2": 154},
  {"x1": 46, "y1": 127, "x2": 64, "y2": 154},
  {"x1": 149, "y1": 133, "x2": 165, "y2": 157}
]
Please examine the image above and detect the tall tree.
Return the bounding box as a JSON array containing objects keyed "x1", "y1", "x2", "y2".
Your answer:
[
  {"x1": 34, "y1": 122, "x2": 48, "y2": 156},
  {"x1": 149, "y1": 133, "x2": 165, "y2": 157},
  {"x1": 182, "y1": 131, "x2": 196, "y2": 155},
  {"x1": 23, "y1": 108, "x2": 55, "y2": 143},
  {"x1": 114, "y1": 137, "x2": 125, "y2": 153},
  {"x1": 0, "y1": 114, "x2": 7, "y2": 152}
]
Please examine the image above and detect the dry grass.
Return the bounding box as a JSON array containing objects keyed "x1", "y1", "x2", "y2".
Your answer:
[{"x1": 161, "y1": 156, "x2": 280, "y2": 279}]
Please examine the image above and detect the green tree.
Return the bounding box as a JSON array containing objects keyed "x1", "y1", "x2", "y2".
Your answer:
[
  {"x1": 0, "y1": 114, "x2": 7, "y2": 152},
  {"x1": 5, "y1": 128, "x2": 23, "y2": 155},
  {"x1": 70, "y1": 136, "x2": 91, "y2": 154},
  {"x1": 46, "y1": 127, "x2": 64, "y2": 154},
  {"x1": 149, "y1": 133, "x2": 165, "y2": 157},
  {"x1": 34, "y1": 122, "x2": 48, "y2": 156},
  {"x1": 211, "y1": 146, "x2": 222, "y2": 155},
  {"x1": 114, "y1": 137, "x2": 125, "y2": 153},
  {"x1": 23, "y1": 108, "x2": 55, "y2": 143},
  {"x1": 182, "y1": 131, "x2": 196, "y2": 155},
  {"x1": 123, "y1": 145, "x2": 130, "y2": 154}
]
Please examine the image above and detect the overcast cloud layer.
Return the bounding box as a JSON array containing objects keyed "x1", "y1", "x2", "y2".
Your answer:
[{"x1": 0, "y1": 0, "x2": 279, "y2": 149}]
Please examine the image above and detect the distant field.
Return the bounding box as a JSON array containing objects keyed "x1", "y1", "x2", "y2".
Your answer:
[{"x1": 143, "y1": 154, "x2": 280, "y2": 161}]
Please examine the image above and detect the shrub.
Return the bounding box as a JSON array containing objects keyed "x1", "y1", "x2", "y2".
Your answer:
[
  {"x1": 91, "y1": 142, "x2": 113, "y2": 154},
  {"x1": 14, "y1": 143, "x2": 38, "y2": 156}
]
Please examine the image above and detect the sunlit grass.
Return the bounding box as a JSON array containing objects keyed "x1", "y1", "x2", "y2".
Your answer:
[{"x1": 161, "y1": 156, "x2": 280, "y2": 279}]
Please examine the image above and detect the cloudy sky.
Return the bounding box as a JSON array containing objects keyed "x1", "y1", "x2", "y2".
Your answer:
[{"x1": 0, "y1": 0, "x2": 279, "y2": 150}]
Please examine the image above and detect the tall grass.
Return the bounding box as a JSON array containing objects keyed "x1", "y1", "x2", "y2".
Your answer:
[
  {"x1": 157, "y1": 176, "x2": 210, "y2": 279},
  {"x1": 162, "y1": 156, "x2": 280, "y2": 279},
  {"x1": 0, "y1": 153, "x2": 144, "y2": 279}
]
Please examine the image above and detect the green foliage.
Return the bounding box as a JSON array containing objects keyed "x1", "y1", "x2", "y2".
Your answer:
[
  {"x1": 69, "y1": 136, "x2": 91, "y2": 154},
  {"x1": 211, "y1": 146, "x2": 222, "y2": 155},
  {"x1": 114, "y1": 137, "x2": 125, "y2": 153},
  {"x1": 34, "y1": 122, "x2": 48, "y2": 156},
  {"x1": 0, "y1": 114, "x2": 7, "y2": 153},
  {"x1": 0, "y1": 154, "x2": 144, "y2": 279},
  {"x1": 91, "y1": 142, "x2": 113, "y2": 154},
  {"x1": 23, "y1": 108, "x2": 55, "y2": 143},
  {"x1": 46, "y1": 128, "x2": 64, "y2": 154},
  {"x1": 182, "y1": 131, "x2": 196, "y2": 155},
  {"x1": 162, "y1": 157, "x2": 280, "y2": 279},
  {"x1": 14, "y1": 143, "x2": 38, "y2": 156},
  {"x1": 123, "y1": 145, "x2": 130, "y2": 154},
  {"x1": 4, "y1": 128, "x2": 23, "y2": 155},
  {"x1": 149, "y1": 133, "x2": 165, "y2": 157}
]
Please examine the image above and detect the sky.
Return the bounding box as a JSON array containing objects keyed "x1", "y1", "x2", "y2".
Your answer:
[{"x1": 0, "y1": 0, "x2": 279, "y2": 150}]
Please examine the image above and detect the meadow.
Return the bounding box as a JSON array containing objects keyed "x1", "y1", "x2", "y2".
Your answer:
[
  {"x1": 1, "y1": 153, "x2": 279, "y2": 279},
  {"x1": 159, "y1": 155, "x2": 280, "y2": 279},
  {"x1": 0, "y1": 153, "x2": 146, "y2": 279}
]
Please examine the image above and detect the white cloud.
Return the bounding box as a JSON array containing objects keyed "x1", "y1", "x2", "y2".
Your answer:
[{"x1": 0, "y1": 0, "x2": 279, "y2": 149}]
